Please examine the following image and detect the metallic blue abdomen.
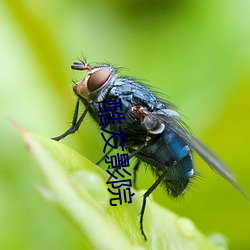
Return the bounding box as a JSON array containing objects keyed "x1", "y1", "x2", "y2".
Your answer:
[{"x1": 136, "y1": 128, "x2": 194, "y2": 197}]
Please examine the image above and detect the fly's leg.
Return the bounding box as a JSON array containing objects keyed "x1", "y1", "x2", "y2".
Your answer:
[
  {"x1": 96, "y1": 148, "x2": 114, "y2": 165},
  {"x1": 127, "y1": 144, "x2": 146, "y2": 187},
  {"x1": 107, "y1": 143, "x2": 147, "y2": 182},
  {"x1": 133, "y1": 160, "x2": 141, "y2": 189},
  {"x1": 140, "y1": 171, "x2": 167, "y2": 240},
  {"x1": 52, "y1": 99, "x2": 89, "y2": 141},
  {"x1": 106, "y1": 168, "x2": 119, "y2": 182}
]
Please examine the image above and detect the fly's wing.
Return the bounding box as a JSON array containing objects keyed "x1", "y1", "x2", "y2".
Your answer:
[
  {"x1": 181, "y1": 131, "x2": 248, "y2": 198},
  {"x1": 150, "y1": 110, "x2": 247, "y2": 198}
]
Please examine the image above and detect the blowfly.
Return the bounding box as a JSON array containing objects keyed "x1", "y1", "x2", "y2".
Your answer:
[{"x1": 52, "y1": 60, "x2": 246, "y2": 240}]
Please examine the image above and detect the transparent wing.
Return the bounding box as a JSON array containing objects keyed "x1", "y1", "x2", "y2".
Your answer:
[
  {"x1": 148, "y1": 110, "x2": 247, "y2": 198},
  {"x1": 171, "y1": 122, "x2": 247, "y2": 198}
]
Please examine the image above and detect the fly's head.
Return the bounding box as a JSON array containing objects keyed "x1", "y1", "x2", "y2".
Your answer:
[{"x1": 72, "y1": 61, "x2": 116, "y2": 101}]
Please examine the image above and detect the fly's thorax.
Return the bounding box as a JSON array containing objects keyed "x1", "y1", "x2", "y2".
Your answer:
[{"x1": 73, "y1": 64, "x2": 117, "y2": 102}]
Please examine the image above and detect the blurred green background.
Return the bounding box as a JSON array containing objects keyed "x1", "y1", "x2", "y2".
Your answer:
[{"x1": 1, "y1": 0, "x2": 250, "y2": 249}]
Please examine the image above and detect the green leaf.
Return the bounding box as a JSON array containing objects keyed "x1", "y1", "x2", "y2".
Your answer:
[{"x1": 18, "y1": 127, "x2": 227, "y2": 250}]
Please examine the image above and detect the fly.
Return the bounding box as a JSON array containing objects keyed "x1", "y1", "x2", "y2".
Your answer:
[{"x1": 52, "y1": 60, "x2": 247, "y2": 240}]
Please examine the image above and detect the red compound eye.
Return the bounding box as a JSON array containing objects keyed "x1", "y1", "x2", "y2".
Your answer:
[{"x1": 87, "y1": 68, "x2": 111, "y2": 92}]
